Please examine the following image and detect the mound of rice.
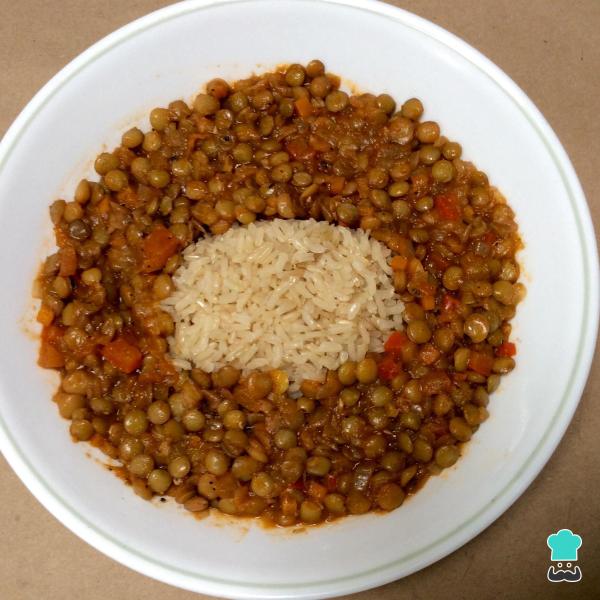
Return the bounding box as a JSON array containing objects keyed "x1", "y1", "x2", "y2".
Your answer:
[{"x1": 162, "y1": 219, "x2": 403, "y2": 390}]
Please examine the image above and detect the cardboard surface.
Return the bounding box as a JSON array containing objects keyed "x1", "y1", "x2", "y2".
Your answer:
[{"x1": 0, "y1": 1, "x2": 598, "y2": 598}]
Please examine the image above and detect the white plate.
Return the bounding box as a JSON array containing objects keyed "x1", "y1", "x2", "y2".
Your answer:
[{"x1": 0, "y1": 1, "x2": 597, "y2": 598}]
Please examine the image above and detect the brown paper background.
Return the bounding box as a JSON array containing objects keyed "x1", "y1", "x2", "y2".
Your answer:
[{"x1": 1, "y1": 1, "x2": 598, "y2": 598}]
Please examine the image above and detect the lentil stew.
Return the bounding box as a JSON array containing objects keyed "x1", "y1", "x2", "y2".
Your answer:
[{"x1": 34, "y1": 60, "x2": 523, "y2": 526}]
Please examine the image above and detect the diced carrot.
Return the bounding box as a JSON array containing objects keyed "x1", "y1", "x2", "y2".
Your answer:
[
  {"x1": 384, "y1": 331, "x2": 409, "y2": 354},
  {"x1": 356, "y1": 177, "x2": 370, "y2": 199},
  {"x1": 306, "y1": 480, "x2": 327, "y2": 502},
  {"x1": 41, "y1": 324, "x2": 66, "y2": 344},
  {"x1": 434, "y1": 192, "x2": 461, "y2": 221},
  {"x1": 285, "y1": 137, "x2": 315, "y2": 161},
  {"x1": 97, "y1": 196, "x2": 111, "y2": 216},
  {"x1": 110, "y1": 231, "x2": 127, "y2": 249},
  {"x1": 101, "y1": 336, "x2": 143, "y2": 373},
  {"x1": 482, "y1": 230, "x2": 497, "y2": 244},
  {"x1": 420, "y1": 370, "x2": 452, "y2": 395},
  {"x1": 141, "y1": 225, "x2": 179, "y2": 273},
  {"x1": 496, "y1": 342, "x2": 517, "y2": 357},
  {"x1": 325, "y1": 474, "x2": 337, "y2": 492},
  {"x1": 328, "y1": 175, "x2": 345, "y2": 194},
  {"x1": 420, "y1": 343, "x2": 441, "y2": 366},
  {"x1": 409, "y1": 271, "x2": 436, "y2": 296},
  {"x1": 36, "y1": 305, "x2": 54, "y2": 326},
  {"x1": 441, "y1": 293, "x2": 462, "y2": 313},
  {"x1": 378, "y1": 355, "x2": 401, "y2": 381},
  {"x1": 468, "y1": 352, "x2": 494, "y2": 376},
  {"x1": 420, "y1": 295, "x2": 436, "y2": 311},
  {"x1": 294, "y1": 96, "x2": 314, "y2": 117},
  {"x1": 280, "y1": 492, "x2": 298, "y2": 517},
  {"x1": 38, "y1": 341, "x2": 64, "y2": 369},
  {"x1": 58, "y1": 246, "x2": 77, "y2": 277},
  {"x1": 309, "y1": 135, "x2": 330, "y2": 152},
  {"x1": 423, "y1": 417, "x2": 449, "y2": 439},
  {"x1": 407, "y1": 258, "x2": 425, "y2": 274},
  {"x1": 54, "y1": 226, "x2": 70, "y2": 249},
  {"x1": 116, "y1": 186, "x2": 139, "y2": 209},
  {"x1": 430, "y1": 252, "x2": 451, "y2": 271},
  {"x1": 390, "y1": 256, "x2": 408, "y2": 271},
  {"x1": 291, "y1": 479, "x2": 305, "y2": 491}
]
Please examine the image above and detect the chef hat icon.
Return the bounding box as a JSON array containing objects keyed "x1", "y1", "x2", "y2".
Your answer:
[{"x1": 547, "y1": 529, "x2": 582, "y2": 561}]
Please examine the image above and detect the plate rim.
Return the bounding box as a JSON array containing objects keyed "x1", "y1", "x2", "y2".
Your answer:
[{"x1": 0, "y1": 0, "x2": 598, "y2": 598}]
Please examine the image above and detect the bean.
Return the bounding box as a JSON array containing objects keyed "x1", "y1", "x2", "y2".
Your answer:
[
  {"x1": 324, "y1": 493, "x2": 346, "y2": 515},
  {"x1": 197, "y1": 473, "x2": 219, "y2": 499},
  {"x1": 326, "y1": 90, "x2": 349, "y2": 112},
  {"x1": 148, "y1": 469, "x2": 172, "y2": 494},
  {"x1": 129, "y1": 454, "x2": 154, "y2": 477},
  {"x1": 435, "y1": 445, "x2": 460, "y2": 468},
  {"x1": 464, "y1": 313, "x2": 490, "y2": 343},
  {"x1": 123, "y1": 410, "x2": 148, "y2": 435},
  {"x1": 205, "y1": 449, "x2": 229, "y2": 475},
  {"x1": 122, "y1": 127, "x2": 144, "y2": 148},
  {"x1": 251, "y1": 472, "x2": 276, "y2": 498},
  {"x1": 449, "y1": 417, "x2": 472, "y2": 442},
  {"x1": 306, "y1": 456, "x2": 331, "y2": 476},
  {"x1": 493, "y1": 357, "x2": 516, "y2": 374},
  {"x1": 168, "y1": 455, "x2": 191, "y2": 479},
  {"x1": 356, "y1": 358, "x2": 377, "y2": 384},
  {"x1": 407, "y1": 320, "x2": 432, "y2": 344},
  {"x1": 371, "y1": 385, "x2": 393, "y2": 406},
  {"x1": 376, "y1": 483, "x2": 405, "y2": 511},
  {"x1": 412, "y1": 438, "x2": 433, "y2": 463},
  {"x1": 400, "y1": 98, "x2": 424, "y2": 120},
  {"x1": 337, "y1": 361, "x2": 357, "y2": 385},
  {"x1": 416, "y1": 121, "x2": 440, "y2": 143},
  {"x1": 300, "y1": 500, "x2": 323, "y2": 523},
  {"x1": 274, "y1": 429, "x2": 296, "y2": 449},
  {"x1": 194, "y1": 93, "x2": 219, "y2": 115}
]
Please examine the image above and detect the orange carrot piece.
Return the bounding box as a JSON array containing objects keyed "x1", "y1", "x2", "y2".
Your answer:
[
  {"x1": 309, "y1": 135, "x2": 330, "y2": 152},
  {"x1": 306, "y1": 480, "x2": 327, "y2": 502},
  {"x1": 286, "y1": 137, "x2": 315, "y2": 161},
  {"x1": 390, "y1": 256, "x2": 408, "y2": 271},
  {"x1": 116, "y1": 186, "x2": 139, "y2": 209},
  {"x1": 101, "y1": 336, "x2": 143, "y2": 373},
  {"x1": 38, "y1": 342, "x2": 64, "y2": 369},
  {"x1": 294, "y1": 96, "x2": 314, "y2": 117},
  {"x1": 434, "y1": 192, "x2": 461, "y2": 221},
  {"x1": 430, "y1": 252, "x2": 451, "y2": 271},
  {"x1": 407, "y1": 258, "x2": 425, "y2": 274},
  {"x1": 41, "y1": 324, "x2": 66, "y2": 343},
  {"x1": 280, "y1": 492, "x2": 298, "y2": 517},
  {"x1": 496, "y1": 342, "x2": 517, "y2": 357},
  {"x1": 97, "y1": 196, "x2": 111, "y2": 215},
  {"x1": 468, "y1": 352, "x2": 494, "y2": 376},
  {"x1": 54, "y1": 226, "x2": 70, "y2": 249},
  {"x1": 328, "y1": 175, "x2": 345, "y2": 194},
  {"x1": 58, "y1": 246, "x2": 77, "y2": 277},
  {"x1": 420, "y1": 295, "x2": 436, "y2": 311},
  {"x1": 420, "y1": 343, "x2": 441, "y2": 365},
  {"x1": 36, "y1": 305, "x2": 54, "y2": 326},
  {"x1": 141, "y1": 225, "x2": 179, "y2": 273},
  {"x1": 384, "y1": 331, "x2": 409, "y2": 353}
]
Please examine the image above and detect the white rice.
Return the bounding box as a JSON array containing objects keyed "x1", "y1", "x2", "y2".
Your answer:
[{"x1": 162, "y1": 219, "x2": 404, "y2": 391}]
